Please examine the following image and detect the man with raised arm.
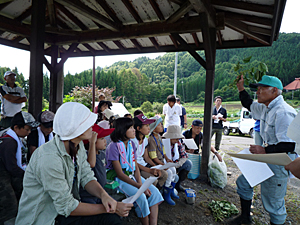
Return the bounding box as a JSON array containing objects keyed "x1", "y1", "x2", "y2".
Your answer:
[{"x1": 233, "y1": 75, "x2": 297, "y2": 225}]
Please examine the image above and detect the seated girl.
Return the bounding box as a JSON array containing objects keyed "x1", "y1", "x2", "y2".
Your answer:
[
  {"x1": 106, "y1": 117, "x2": 163, "y2": 225},
  {"x1": 147, "y1": 116, "x2": 179, "y2": 206},
  {"x1": 132, "y1": 114, "x2": 168, "y2": 190}
]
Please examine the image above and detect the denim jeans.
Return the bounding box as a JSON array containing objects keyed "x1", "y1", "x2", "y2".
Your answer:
[{"x1": 178, "y1": 159, "x2": 193, "y2": 173}]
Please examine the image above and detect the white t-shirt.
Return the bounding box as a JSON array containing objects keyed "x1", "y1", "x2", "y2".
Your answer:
[
  {"x1": 163, "y1": 103, "x2": 182, "y2": 128},
  {"x1": 131, "y1": 137, "x2": 148, "y2": 167},
  {"x1": 0, "y1": 84, "x2": 26, "y2": 117}
]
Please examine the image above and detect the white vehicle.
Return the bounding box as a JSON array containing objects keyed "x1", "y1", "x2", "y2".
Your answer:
[{"x1": 223, "y1": 107, "x2": 255, "y2": 138}]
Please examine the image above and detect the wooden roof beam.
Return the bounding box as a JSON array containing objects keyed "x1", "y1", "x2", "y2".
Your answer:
[
  {"x1": 130, "y1": 39, "x2": 142, "y2": 51},
  {"x1": 113, "y1": 41, "x2": 125, "y2": 51},
  {"x1": 171, "y1": 33, "x2": 206, "y2": 69},
  {"x1": 270, "y1": 0, "x2": 285, "y2": 43},
  {"x1": 220, "y1": 10, "x2": 273, "y2": 26},
  {"x1": 0, "y1": 15, "x2": 31, "y2": 37},
  {"x1": 167, "y1": 1, "x2": 193, "y2": 23},
  {"x1": 121, "y1": 0, "x2": 143, "y2": 24},
  {"x1": 83, "y1": 43, "x2": 96, "y2": 54},
  {"x1": 55, "y1": 0, "x2": 119, "y2": 31},
  {"x1": 248, "y1": 25, "x2": 271, "y2": 36},
  {"x1": 56, "y1": 16, "x2": 71, "y2": 29},
  {"x1": 15, "y1": 6, "x2": 32, "y2": 22},
  {"x1": 55, "y1": 43, "x2": 78, "y2": 73},
  {"x1": 47, "y1": 0, "x2": 56, "y2": 26},
  {"x1": 12, "y1": 36, "x2": 24, "y2": 43},
  {"x1": 225, "y1": 18, "x2": 270, "y2": 45},
  {"x1": 59, "y1": 38, "x2": 267, "y2": 58},
  {"x1": 211, "y1": 0, "x2": 274, "y2": 15},
  {"x1": 216, "y1": 30, "x2": 222, "y2": 45},
  {"x1": 97, "y1": 42, "x2": 110, "y2": 53},
  {"x1": 95, "y1": 0, "x2": 122, "y2": 25},
  {"x1": 55, "y1": 2, "x2": 88, "y2": 31},
  {"x1": 0, "y1": 1, "x2": 13, "y2": 11},
  {"x1": 148, "y1": 0, "x2": 165, "y2": 21},
  {"x1": 149, "y1": 37, "x2": 160, "y2": 50},
  {"x1": 191, "y1": 32, "x2": 200, "y2": 47},
  {"x1": 0, "y1": 37, "x2": 30, "y2": 51},
  {"x1": 59, "y1": 46, "x2": 67, "y2": 54},
  {"x1": 169, "y1": 34, "x2": 179, "y2": 48},
  {"x1": 53, "y1": 16, "x2": 210, "y2": 45},
  {"x1": 189, "y1": 0, "x2": 216, "y2": 27},
  {"x1": 169, "y1": 0, "x2": 185, "y2": 5}
]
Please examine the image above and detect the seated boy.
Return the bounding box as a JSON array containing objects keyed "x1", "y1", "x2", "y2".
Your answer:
[
  {"x1": 80, "y1": 124, "x2": 115, "y2": 204},
  {"x1": 27, "y1": 110, "x2": 55, "y2": 162},
  {"x1": 0, "y1": 111, "x2": 38, "y2": 224},
  {"x1": 182, "y1": 119, "x2": 222, "y2": 162}
]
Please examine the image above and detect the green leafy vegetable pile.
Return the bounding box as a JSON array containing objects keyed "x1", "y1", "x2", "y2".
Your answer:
[{"x1": 208, "y1": 200, "x2": 239, "y2": 222}]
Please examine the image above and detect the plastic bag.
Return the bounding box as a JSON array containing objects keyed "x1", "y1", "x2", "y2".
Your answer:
[{"x1": 208, "y1": 152, "x2": 227, "y2": 188}]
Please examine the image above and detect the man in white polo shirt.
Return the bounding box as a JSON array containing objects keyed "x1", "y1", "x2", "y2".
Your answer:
[
  {"x1": 163, "y1": 95, "x2": 182, "y2": 132},
  {"x1": 0, "y1": 71, "x2": 27, "y2": 129}
]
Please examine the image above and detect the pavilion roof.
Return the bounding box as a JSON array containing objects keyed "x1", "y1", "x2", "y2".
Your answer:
[
  {"x1": 284, "y1": 78, "x2": 300, "y2": 90},
  {"x1": 0, "y1": 0, "x2": 285, "y2": 59}
]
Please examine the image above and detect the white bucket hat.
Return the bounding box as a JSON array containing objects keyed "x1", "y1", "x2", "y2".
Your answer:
[
  {"x1": 53, "y1": 102, "x2": 97, "y2": 140},
  {"x1": 162, "y1": 125, "x2": 185, "y2": 139}
]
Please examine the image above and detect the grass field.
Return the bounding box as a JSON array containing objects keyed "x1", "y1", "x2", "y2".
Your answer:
[{"x1": 130, "y1": 100, "x2": 300, "y2": 130}]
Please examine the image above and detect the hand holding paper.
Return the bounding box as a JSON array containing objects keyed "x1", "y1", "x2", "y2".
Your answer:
[
  {"x1": 122, "y1": 176, "x2": 158, "y2": 204},
  {"x1": 182, "y1": 139, "x2": 198, "y2": 150},
  {"x1": 228, "y1": 152, "x2": 292, "y2": 166},
  {"x1": 230, "y1": 149, "x2": 274, "y2": 187}
]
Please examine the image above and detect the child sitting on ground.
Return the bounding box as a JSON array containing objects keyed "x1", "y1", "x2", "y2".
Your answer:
[
  {"x1": 80, "y1": 124, "x2": 116, "y2": 204},
  {"x1": 147, "y1": 116, "x2": 179, "y2": 206},
  {"x1": 162, "y1": 125, "x2": 193, "y2": 192},
  {"x1": 132, "y1": 114, "x2": 168, "y2": 190},
  {"x1": 106, "y1": 117, "x2": 163, "y2": 225}
]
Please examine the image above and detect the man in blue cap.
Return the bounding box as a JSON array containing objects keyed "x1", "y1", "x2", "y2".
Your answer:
[
  {"x1": 182, "y1": 119, "x2": 222, "y2": 161},
  {"x1": 233, "y1": 75, "x2": 297, "y2": 225}
]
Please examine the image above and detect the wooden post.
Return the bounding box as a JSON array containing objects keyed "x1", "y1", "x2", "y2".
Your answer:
[
  {"x1": 200, "y1": 17, "x2": 217, "y2": 181},
  {"x1": 49, "y1": 45, "x2": 58, "y2": 112},
  {"x1": 28, "y1": 0, "x2": 46, "y2": 118}
]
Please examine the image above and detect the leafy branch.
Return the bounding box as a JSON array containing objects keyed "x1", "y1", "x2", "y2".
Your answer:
[{"x1": 226, "y1": 56, "x2": 268, "y2": 90}]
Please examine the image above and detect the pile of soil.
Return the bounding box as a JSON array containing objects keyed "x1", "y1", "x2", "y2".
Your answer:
[{"x1": 122, "y1": 135, "x2": 300, "y2": 225}]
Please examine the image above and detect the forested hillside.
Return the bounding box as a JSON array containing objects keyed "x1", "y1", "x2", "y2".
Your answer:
[
  {"x1": 1, "y1": 33, "x2": 300, "y2": 107},
  {"x1": 64, "y1": 33, "x2": 300, "y2": 106}
]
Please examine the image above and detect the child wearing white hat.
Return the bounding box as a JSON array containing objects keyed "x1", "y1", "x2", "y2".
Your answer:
[{"x1": 162, "y1": 125, "x2": 193, "y2": 192}]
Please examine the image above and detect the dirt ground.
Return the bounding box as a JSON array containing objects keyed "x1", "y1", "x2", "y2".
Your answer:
[{"x1": 122, "y1": 135, "x2": 300, "y2": 225}]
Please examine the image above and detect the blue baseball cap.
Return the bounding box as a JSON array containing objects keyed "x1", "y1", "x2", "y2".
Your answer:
[
  {"x1": 192, "y1": 119, "x2": 203, "y2": 127},
  {"x1": 249, "y1": 75, "x2": 283, "y2": 90}
]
